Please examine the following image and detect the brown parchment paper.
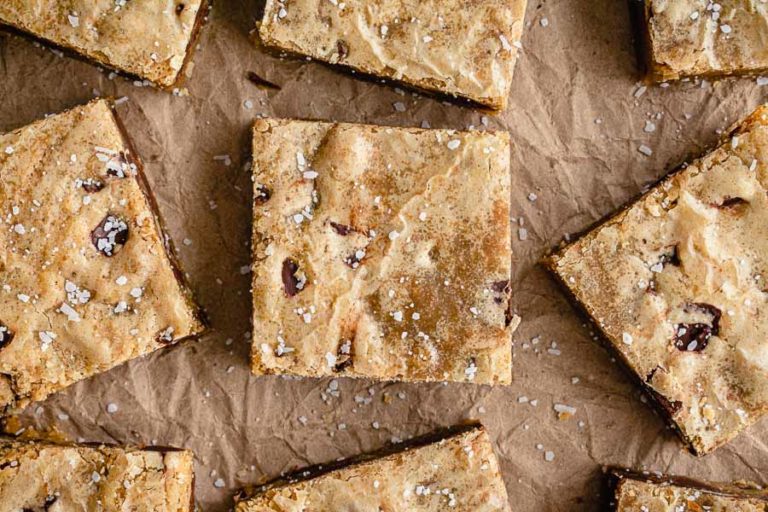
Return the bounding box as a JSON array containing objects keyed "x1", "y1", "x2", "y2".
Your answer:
[{"x1": 2, "y1": 1, "x2": 768, "y2": 510}]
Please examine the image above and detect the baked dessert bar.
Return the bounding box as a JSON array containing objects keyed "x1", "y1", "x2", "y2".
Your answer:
[
  {"x1": 640, "y1": 0, "x2": 768, "y2": 82},
  {"x1": 0, "y1": 99, "x2": 204, "y2": 414},
  {"x1": 251, "y1": 118, "x2": 516, "y2": 385},
  {"x1": 257, "y1": 0, "x2": 528, "y2": 110},
  {"x1": 547, "y1": 104, "x2": 768, "y2": 455},
  {"x1": 235, "y1": 425, "x2": 511, "y2": 512},
  {"x1": 0, "y1": 438, "x2": 194, "y2": 510},
  {"x1": 609, "y1": 469, "x2": 768, "y2": 511},
  {"x1": 0, "y1": 0, "x2": 209, "y2": 88}
]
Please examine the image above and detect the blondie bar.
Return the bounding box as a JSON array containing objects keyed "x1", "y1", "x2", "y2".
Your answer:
[
  {"x1": 610, "y1": 469, "x2": 768, "y2": 511},
  {"x1": 251, "y1": 118, "x2": 516, "y2": 385},
  {"x1": 257, "y1": 0, "x2": 528, "y2": 110},
  {"x1": 548, "y1": 104, "x2": 768, "y2": 454},
  {"x1": 0, "y1": 439, "x2": 194, "y2": 510},
  {"x1": 641, "y1": 0, "x2": 768, "y2": 82},
  {"x1": 0, "y1": 0, "x2": 209, "y2": 88},
  {"x1": 235, "y1": 425, "x2": 510, "y2": 512},
  {"x1": 0, "y1": 99, "x2": 204, "y2": 413}
]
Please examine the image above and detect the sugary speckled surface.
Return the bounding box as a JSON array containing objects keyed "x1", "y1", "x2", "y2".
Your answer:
[
  {"x1": 614, "y1": 473, "x2": 768, "y2": 511},
  {"x1": 251, "y1": 118, "x2": 515, "y2": 385},
  {"x1": 0, "y1": 0, "x2": 207, "y2": 87},
  {"x1": 236, "y1": 426, "x2": 510, "y2": 512},
  {"x1": 644, "y1": 0, "x2": 768, "y2": 81},
  {"x1": 258, "y1": 0, "x2": 527, "y2": 110},
  {"x1": 0, "y1": 439, "x2": 194, "y2": 511},
  {"x1": 0, "y1": 100, "x2": 204, "y2": 414},
  {"x1": 549, "y1": 104, "x2": 768, "y2": 455}
]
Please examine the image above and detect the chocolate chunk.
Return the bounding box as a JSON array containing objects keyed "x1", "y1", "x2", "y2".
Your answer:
[
  {"x1": 334, "y1": 342, "x2": 353, "y2": 372},
  {"x1": 156, "y1": 326, "x2": 175, "y2": 344},
  {"x1": 330, "y1": 221, "x2": 352, "y2": 236},
  {"x1": 105, "y1": 152, "x2": 133, "y2": 178},
  {"x1": 492, "y1": 280, "x2": 510, "y2": 293},
  {"x1": 80, "y1": 178, "x2": 104, "y2": 193},
  {"x1": 674, "y1": 303, "x2": 722, "y2": 352},
  {"x1": 176, "y1": 3, "x2": 185, "y2": 14},
  {"x1": 492, "y1": 280, "x2": 510, "y2": 304},
  {"x1": 717, "y1": 196, "x2": 748, "y2": 209},
  {"x1": 282, "y1": 258, "x2": 305, "y2": 297},
  {"x1": 336, "y1": 40, "x2": 349, "y2": 59},
  {"x1": 0, "y1": 323, "x2": 13, "y2": 350},
  {"x1": 246, "y1": 71, "x2": 281, "y2": 91},
  {"x1": 91, "y1": 215, "x2": 129, "y2": 256},
  {"x1": 645, "y1": 367, "x2": 683, "y2": 415},
  {"x1": 254, "y1": 184, "x2": 272, "y2": 205}
]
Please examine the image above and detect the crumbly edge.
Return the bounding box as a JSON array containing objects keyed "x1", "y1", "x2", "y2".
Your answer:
[
  {"x1": 0, "y1": 436, "x2": 195, "y2": 509},
  {"x1": 233, "y1": 423, "x2": 489, "y2": 505},
  {"x1": 640, "y1": 0, "x2": 768, "y2": 83},
  {"x1": 0, "y1": 0, "x2": 211, "y2": 89},
  {"x1": 254, "y1": 11, "x2": 514, "y2": 111},
  {"x1": 607, "y1": 468, "x2": 768, "y2": 509},
  {"x1": 248, "y1": 118, "x2": 514, "y2": 383},
  {"x1": 543, "y1": 105, "x2": 768, "y2": 456}
]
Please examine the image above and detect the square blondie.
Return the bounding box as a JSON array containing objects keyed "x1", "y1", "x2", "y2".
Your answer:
[
  {"x1": 641, "y1": 0, "x2": 768, "y2": 82},
  {"x1": 0, "y1": 100, "x2": 204, "y2": 413},
  {"x1": 0, "y1": 0, "x2": 209, "y2": 88},
  {"x1": 235, "y1": 425, "x2": 510, "y2": 512},
  {"x1": 251, "y1": 118, "x2": 516, "y2": 385},
  {"x1": 548, "y1": 104, "x2": 768, "y2": 454},
  {"x1": 257, "y1": 0, "x2": 528, "y2": 110},
  {"x1": 0, "y1": 439, "x2": 194, "y2": 510},
  {"x1": 610, "y1": 469, "x2": 768, "y2": 511}
]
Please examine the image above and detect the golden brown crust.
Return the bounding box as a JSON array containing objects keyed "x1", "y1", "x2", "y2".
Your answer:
[
  {"x1": 0, "y1": 0, "x2": 210, "y2": 88},
  {"x1": 0, "y1": 99, "x2": 205, "y2": 413},
  {"x1": 250, "y1": 118, "x2": 516, "y2": 385},
  {"x1": 235, "y1": 425, "x2": 511, "y2": 512},
  {"x1": 0, "y1": 438, "x2": 194, "y2": 510},
  {"x1": 611, "y1": 470, "x2": 768, "y2": 511},
  {"x1": 257, "y1": 0, "x2": 528, "y2": 110},
  {"x1": 643, "y1": 0, "x2": 768, "y2": 82},
  {"x1": 547, "y1": 104, "x2": 768, "y2": 455}
]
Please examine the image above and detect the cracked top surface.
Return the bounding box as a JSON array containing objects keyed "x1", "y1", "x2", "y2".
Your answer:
[
  {"x1": 236, "y1": 426, "x2": 510, "y2": 512},
  {"x1": 0, "y1": 439, "x2": 194, "y2": 511},
  {"x1": 251, "y1": 118, "x2": 515, "y2": 385},
  {"x1": 0, "y1": 0, "x2": 206, "y2": 87},
  {"x1": 549, "y1": 104, "x2": 768, "y2": 454},
  {"x1": 614, "y1": 474, "x2": 768, "y2": 511},
  {"x1": 0, "y1": 100, "x2": 203, "y2": 414},
  {"x1": 258, "y1": 0, "x2": 527, "y2": 110},
  {"x1": 644, "y1": 0, "x2": 768, "y2": 81}
]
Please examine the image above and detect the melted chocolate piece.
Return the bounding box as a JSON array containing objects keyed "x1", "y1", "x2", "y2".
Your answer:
[
  {"x1": 80, "y1": 178, "x2": 104, "y2": 193},
  {"x1": 254, "y1": 184, "x2": 272, "y2": 205},
  {"x1": 156, "y1": 327, "x2": 175, "y2": 345},
  {"x1": 282, "y1": 258, "x2": 303, "y2": 297},
  {"x1": 0, "y1": 323, "x2": 13, "y2": 349},
  {"x1": 176, "y1": 3, "x2": 185, "y2": 14},
  {"x1": 645, "y1": 367, "x2": 683, "y2": 415},
  {"x1": 90, "y1": 215, "x2": 129, "y2": 257},
  {"x1": 674, "y1": 303, "x2": 722, "y2": 352},
  {"x1": 330, "y1": 221, "x2": 352, "y2": 236},
  {"x1": 718, "y1": 196, "x2": 748, "y2": 209},
  {"x1": 336, "y1": 40, "x2": 349, "y2": 59}
]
